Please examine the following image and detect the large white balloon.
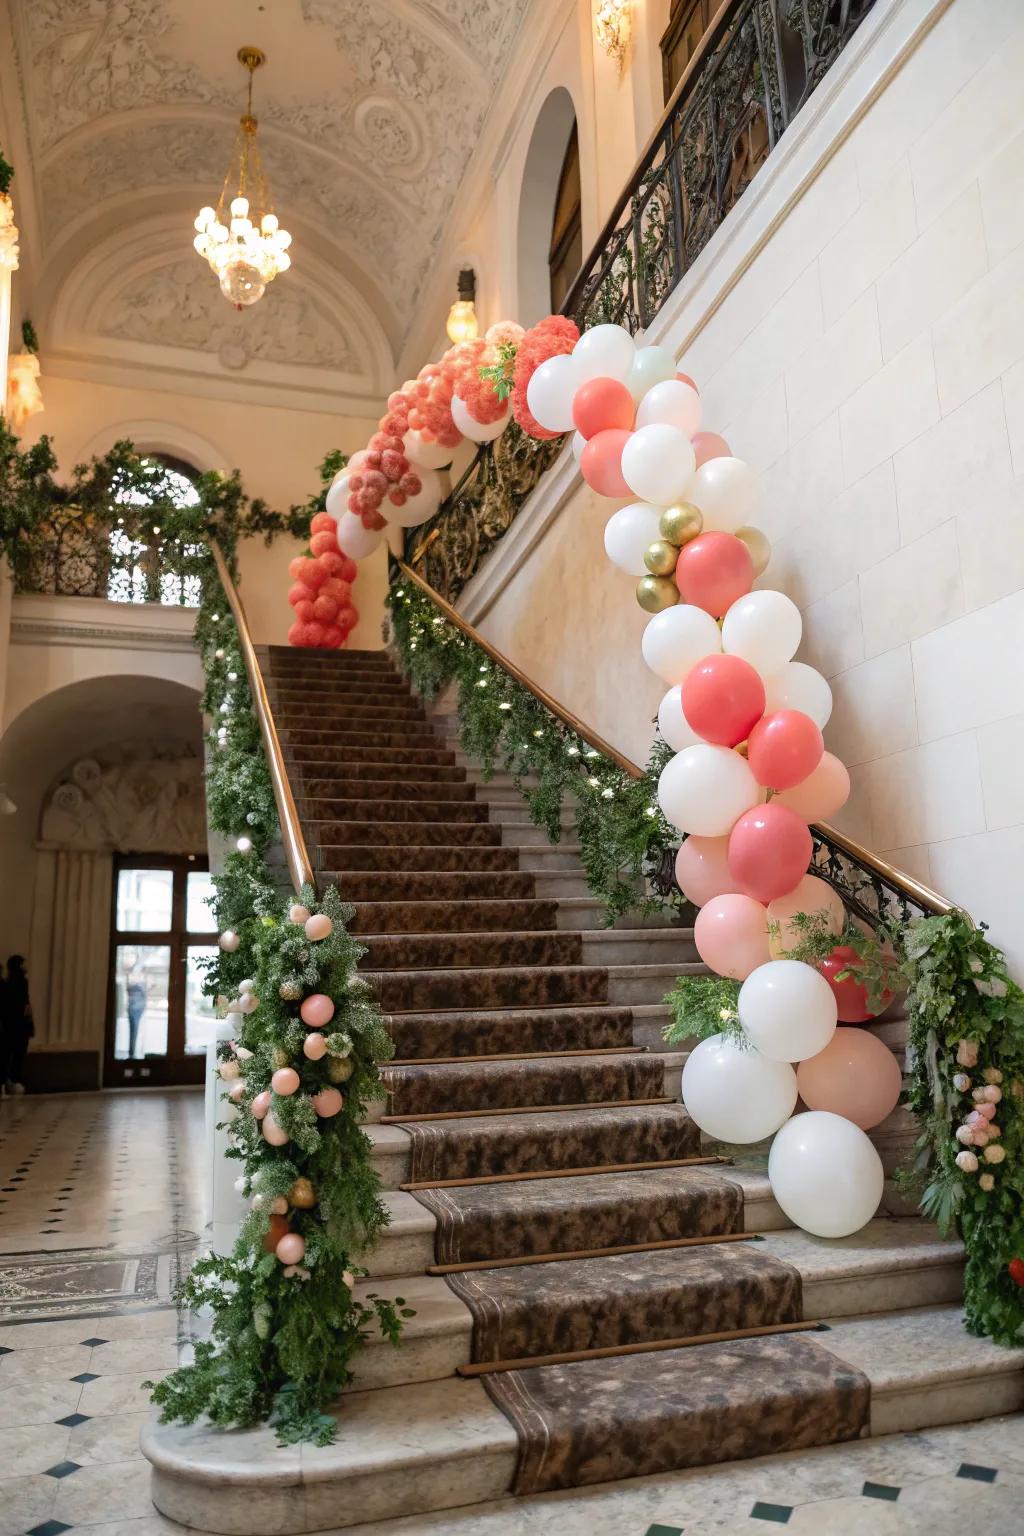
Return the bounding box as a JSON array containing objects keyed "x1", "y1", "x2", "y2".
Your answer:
[
  {"x1": 336, "y1": 511, "x2": 384, "y2": 561},
  {"x1": 388, "y1": 466, "x2": 443, "y2": 528},
  {"x1": 657, "y1": 685, "x2": 702, "y2": 752},
  {"x1": 603, "y1": 502, "x2": 662, "y2": 575},
  {"x1": 621, "y1": 425, "x2": 696, "y2": 506},
  {"x1": 636, "y1": 378, "x2": 702, "y2": 437},
  {"x1": 572, "y1": 323, "x2": 635, "y2": 384},
  {"x1": 686, "y1": 457, "x2": 760, "y2": 534},
  {"x1": 658, "y1": 744, "x2": 763, "y2": 837},
  {"x1": 526, "y1": 354, "x2": 580, "y2": 433},
  {"x1": 641, "y1": 603, "x2": 722, "y2": 684},
  {"x1": 451, "y1": 394, "x2": 509, "y2": 444},
  {"x1": 722, "y1": 590, "x2": 803, "y2": 677},
  {"x1": 403, "y1": 430, "x2": 453, "y2": 470},
  {"x1": 768, "y1": 1110, "x2": 884, "y2": 1237},
  {"x1": 682, "y1": 1034, "x2": 798, "y2": 1144},
  {"x1": 764, "y1": 662, "x2": 833, "y2": 729},
  {"x1": 324, "y1": 474, "x2": 350, "y2": 521},
  {"x1": 624, "y1": 345, "x2": 677, "y2": 405},
  {"x1": 738, "y1": 960, "x2": 838, "y2": 1062}
]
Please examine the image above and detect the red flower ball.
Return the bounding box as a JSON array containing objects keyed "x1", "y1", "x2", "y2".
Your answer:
[
  {"x1": 309, "y1": 511, "x2": 335, "y2": 536},
  {"x1": 317, "y1": 550, "x2": 345, "y2": 578},
  {"x1": 309, "y1": 531, "x2": 338, "y2": 558}
]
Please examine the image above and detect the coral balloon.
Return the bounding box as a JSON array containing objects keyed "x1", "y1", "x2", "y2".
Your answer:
[
  {"x1": 739, "y1": 960, "x2": 838, "y2": 1062},
  {"x1": 692, "y1": 431, "x2": 731, "y2": 467},
  {"x1": 747, "y1": 710, "x2": 824, "y2": 791},
  {"x1": 580, "y1": 428, "x2": 632, "y2": 497},
  {"x1": 657, "y1": 685, "x2": 702, "y2": 753},
  {"x1": 819, "y1": 944, "x2": 893, "y2": 1023},
  {"x1": 658, "y1": 744, "x2": 763, "y2": 838},
  {"x1": 642, "y1": 604, "x2": 722, "y2": 685},
  {"x1": 682, "y1": 1034, "x2": 797, "y2": 1144},
  {"x1": 305, "y1": 914, "x2": 334, "y2": 941},
  {"x1": 768, "y1": 1110, "x2": 883, "y2": 1237},
  {"x1": 250, "y1": 1090, "x2": 271, "y2": 1120},
  {"x1": 312, "y1": 1087, "x2": 344, "y2": 1118},
  {"x1": 728, "y1": 803, "x2": 813, "y2": 904},
  {"x1": 303, "y1": 1032, "x2": 329, "y2": 1061},
  {"x1": 681, "y1": 653, "x2": 766, "y2": 747},
  {"x1": 676, "y1": 532, "x2": 754, "y2": 618},
  {"x1": 300, "y1": 993, "x2": 335, "y2": 1029},
  {"x1": 694, "y1": 893, "x2": 771, "y2": 980},
  {"x1": 309, "y1": 531, "x2": 338, "y2": 558},
  {"x1": 263, "y1": 1214, "x2": 289, "y2": 1254},
  {"x1": 774, "y1": 753, "x2": 851, "y2": 822},
  {"x1": 797, "y1": 1028, "x2": 903, "y2": 1130},
  {"x1": 767, "y1": 875, "x2": 845, "y2": 959},
  {"x1": 674, "y1": 835, "x2": 737, "y2": 906},
  {"x1": 261, "y1": 1110, "x2": 289, "y2": 1146},
  {"x1": 572, "y1": 377, "x2": 635, "y2": 439},
  {"x1": 271, "y1": 1067, "x2": 300, "y2": 1096}
]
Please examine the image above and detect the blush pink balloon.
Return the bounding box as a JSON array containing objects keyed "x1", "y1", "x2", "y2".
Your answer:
[
  {"x1": 300, "y1": 993, "x2": 335, "y2": 1029},
  {"x1": 676, "y1": 532, "x2": 754, "y2": 617},
  {"x1": 674, "y1": 835, "x2": 737, "y2": 906},
  {"x1": 303, "y1": 1032, "x2": 329, "y2": 1061},
  {"x1": 747, "y1": 709, "x2": 824, "y2": 791},
  {"x1": 796, "y1": 1028, "x2": 903, "y2": 1130},
  {"x1": 728, "y1": 803, "x2": 813, "y2": 904},
  {"x1": 275, "y1": 1232, "x2": 306, "y2": 1265},
  {"x1": 250, "y1": 1090, "x2": 272, "y2": 1120},
  {"x1": 580, "y1": 428, "x2": 632, "y2": 497},
  {"x1": 691, "y1": 431, "x2": 731, "y2": 468},
  {"x1": 261, "y1": 1109, "x2": 289, "y2": 1146},
  {"x1": 271, "y1": 1067, "x2": 300, "y2": 1096},
  {"x1": 774, "y1": 752, "x2": 851, "y2": 822},
  {"x1": 228, "y1": 1080, "x2": 246, "y2": 1103},
  {"x1": 312, "y1": 1087, "x2": 344, "y2": 1118},
  {"x1": 694, "y1": 893, "x2": 771, "y2": 980}
]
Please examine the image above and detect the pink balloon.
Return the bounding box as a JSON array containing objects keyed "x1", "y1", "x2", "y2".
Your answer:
[
  {"x1": 682, "y1": 653, "x2": 765, "y2": 747},
  {"x1": 261, "y1": 1109, "x2": 289, "y2": 1146},
  {"x1": 774, "y1": 752, "x2": 851, "y2": 822},
  {"x1": 300, "y1": 993, "x2": 335, "y2": 1029},
  {"x1": 303, "y1": 1032, "x2": 329, "y2": 1061},
  {"x1": 796, "y1": 1028, "x2": 903, "y2": 1130},
  {"x1": 312, "y1": 1087, "x2": 344, "y2": 1118},
  {"x1": 271, "y1": 1067, "x2": 300, "y2": 1096},
  {"x1": 573, "y1": 377, "x2": 635, "y2": 439},
  {"x1": 275, "y1": 1232, "x2": 306, "y2": 1265},
  {"x1": 691, "y1": 431, "x2": 731, "y2": 468},
  {"x1": 251, "y1": 1090, "x2": 271, "y2": 1120},
  {"x1": 694, "y1": 893, "x2": 771, "y2": 980},
  {"x1": 676, "y1": 532, "x2": 754, "y2": 618},
  {"x1": 674, "y1": 835, "x2": 737, "y2": 906},
  {"x1": 747, "y1": 710, "x2": 824, "y2": 791},
  {"x1": 676, "y1": 372, "x2": 699, "y2": 392},
  {"x1": 728, "y1": 803, "x2": 813, "y2": 904},
  {"x1": 580, "y1": 428, "x2": 632, "y2": 497}
]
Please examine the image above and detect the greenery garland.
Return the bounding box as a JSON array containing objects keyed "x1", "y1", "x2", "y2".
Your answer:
[{"x1": 385, "y1": 576, "x2": 681, "y2": 925}]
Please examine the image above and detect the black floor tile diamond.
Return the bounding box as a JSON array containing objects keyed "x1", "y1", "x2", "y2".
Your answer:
[
  {"x1": 27, "y1": 1521, "x2": 73, "y2": 1536},
  {"x1": 70, "y1": 1371, "x2": 98, "y2": 1383},
  {"x1": 79, "y1": 1336, "x2": 108, "y2": 1346},
  {"x1": 751, "y1": 1506, "x2": 792, "y2": 1525},
  {"x1": 863, "y1": 1482, "x2": 900, "y2": 1501},
  {"x1": 43, "y1": 1461, "x2": 81, "y2": 1479},
  {"x1": 56, "y1": 1412, "x2": 91, "y2": 1427},
  {"x1": 957, "y1": 1464, "x2": 998, "y2": 1483}
]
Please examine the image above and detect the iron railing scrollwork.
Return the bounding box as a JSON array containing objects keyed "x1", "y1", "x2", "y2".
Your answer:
[
  {"x1": 409, "y1": 0, "x2": 877, "y2": 601},
  {"x1": 11, "y1": 502, "x2": 205, "y2": 607}
]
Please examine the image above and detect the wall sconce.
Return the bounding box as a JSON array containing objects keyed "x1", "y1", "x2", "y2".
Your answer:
[
  {"x1": 595, "y1": 0, "x2": 632, "y2": 70},
  {"x1": 446, "y1": 268, "x2": 479, "y2": 345}
]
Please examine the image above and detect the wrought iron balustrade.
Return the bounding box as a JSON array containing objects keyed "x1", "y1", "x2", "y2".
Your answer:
[
  {"x1": 11, "y1": 502, "x2": 205, "y2": 607},
  {"x1": 408, "y1": 0, "x2": 878, "y2": 601}
]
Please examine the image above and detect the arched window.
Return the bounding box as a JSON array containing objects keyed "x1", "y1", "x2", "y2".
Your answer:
[
  {"x1": 108, "y1": 455, "x2": 203, "y2": 608},
  {"x1": 548, "y1": 123, "x2": 582, "y2": 312}
]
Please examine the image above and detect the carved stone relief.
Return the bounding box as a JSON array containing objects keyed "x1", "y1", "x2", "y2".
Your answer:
[{"x1": 40, "y1": 742, "x2": 206, "y2": 853}]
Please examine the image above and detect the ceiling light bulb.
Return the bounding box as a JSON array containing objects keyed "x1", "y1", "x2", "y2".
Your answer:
[{"x1": 230, "y1": 195, "x2": 249, "y2": 218}]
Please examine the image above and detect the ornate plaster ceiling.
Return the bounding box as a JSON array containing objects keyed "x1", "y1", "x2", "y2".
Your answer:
[{"x1": 6, "y1": 0, "x2": 530, "y2": 404}]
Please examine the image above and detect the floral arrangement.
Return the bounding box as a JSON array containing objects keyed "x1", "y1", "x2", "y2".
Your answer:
[{"x1": 509, "y1": 315, "x2": 580, "y2": 439}]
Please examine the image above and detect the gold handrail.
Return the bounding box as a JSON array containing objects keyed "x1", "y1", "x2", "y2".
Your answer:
[
  {"x1": 395, "y1": 560, "x2": 958, "y2": 921},
  {"x1": 209, "y1": 541, "x2": 317, "y2": 898}
]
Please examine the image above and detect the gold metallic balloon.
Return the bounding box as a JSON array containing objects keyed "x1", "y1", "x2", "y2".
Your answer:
[
  {"x1": 643, "y1": 539, "x2": 678, "y2": 576},
  {"x1": 659, "y1": 502, "x2": 703, "y2": 547},
  {"x1": 736, "y1": 525, "x2": 771, "y2": 577},
  {"x1": 327, "y1": 1055, "x2": 355, "y2": 1084},
  {"x1": 636, "y1": 575, "x2": 679, "y2": 613},
  {"x1": 289, "y1": 1177, "x2": 316, "y2": 1209}
]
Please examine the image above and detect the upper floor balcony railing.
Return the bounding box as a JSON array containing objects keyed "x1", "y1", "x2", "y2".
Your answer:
[{"x1": 408, "y1": 0, "x2": 878, "y2": 602}]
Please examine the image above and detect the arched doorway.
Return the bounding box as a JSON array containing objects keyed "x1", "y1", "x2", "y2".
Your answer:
[{"x1": 517, "y1": 87, "x2": 580, "y2": 325}]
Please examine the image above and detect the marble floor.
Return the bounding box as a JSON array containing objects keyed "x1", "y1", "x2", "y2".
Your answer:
[{"x1": 1, "y1": 1092, "x2": 1021, "y2": 1536}]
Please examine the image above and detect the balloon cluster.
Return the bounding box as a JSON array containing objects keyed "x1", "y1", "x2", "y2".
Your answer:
[
  {"x1": 511, "y1": 315, "x2": 581, "y2": 439},
  {"x1": 571, "y1": 324, "x2": 903, "y2": 1239},
  {"x1": 286, "y1": 513, "x2": 359, "y2": 650}
]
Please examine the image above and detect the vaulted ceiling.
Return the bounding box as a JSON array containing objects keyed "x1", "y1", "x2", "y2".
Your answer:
[{"x1": 4, "y1": 0, "x2": 530, "y2": 407}]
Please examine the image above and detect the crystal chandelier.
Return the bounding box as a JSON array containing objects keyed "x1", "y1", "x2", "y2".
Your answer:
[{"x1": 193, "y1": 47, "x2": 292, "y2": 309}]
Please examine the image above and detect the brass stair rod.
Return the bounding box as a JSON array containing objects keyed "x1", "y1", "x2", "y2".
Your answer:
[{"x1": 208, "y1": 540, "x2": 317, "y2": 898}]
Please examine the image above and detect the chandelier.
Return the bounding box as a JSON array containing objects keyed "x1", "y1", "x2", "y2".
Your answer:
[{"x1": 193, "y1": 47, "x2": 292, "y2": 309}]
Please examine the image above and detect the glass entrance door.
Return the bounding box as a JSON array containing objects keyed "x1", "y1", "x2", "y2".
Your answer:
[{"x1": 105, "y1": 856, "x2": 218, "y2": 1086}]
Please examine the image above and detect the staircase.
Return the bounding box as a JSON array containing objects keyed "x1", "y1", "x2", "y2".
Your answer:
[{"x1": 147, "y1": 644, "x2": 1024, "y2": 1534}]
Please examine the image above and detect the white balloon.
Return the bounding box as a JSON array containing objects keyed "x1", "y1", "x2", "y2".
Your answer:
[
  {"x1": 571, "y1": 430, "x2": 587, "y2": 462},
  {"x1": 403, "y1": 429, "x2": 453, "y2": 470},
  {"x1": 687, "y1": 457, "x2": 759, "y2": 534},
  {"x1": 346, "y1": 449, "x2": 369, "y2": 474},
  {"x1": 658, "y1": 744, "x2": 763, "y2": 837},
  {"x1": 624, "y1": 345, "x2": 677, "y2": 404},
  {"x1": 621, "y1": 424, "x2": 696, "y2": 506},
  {"x1": 336, "y1": 511, "x2": 384, "y2": 561},
  {"x1": 768, "y1": 1110, "x2": 884, "y2": 1238},
  {"x1": 642, "y1": 603, "x2": 722, "y2": 684},
  {"x1": 739, "y1": 960, "x2": 838, "y2": 1062},
  {"x1": 526, "y1": 354, "x2": 580, "y2": 433},
  {"x1": 636, "y1": 378, "x2": 703, "y2": 437},
  {"x1": 657, "y1": 685, "x2": 702, "y2": 752},
  {"x1": 764, "y1": 662, "x2": 833, "y2": 729},
  {"x1": 682, "y1": 1034, "x2": 798, "y2": 1144},
  {"x1": 451, "y1": 394, "x2": 509, "y2": 444},
  {"x1": 324, "y1": 474, "x2": 350, "y2": 521},
  {"x1": 388, "y1": 466, "x2": 443, "y2": 528},
  {"x1": 603, "y1": 502, "x2": 662, "y2": 575},
  {"x1": 572, "y1": 323, "x2": 636, "y2": 384},
  {"x1": 722, "y1": 590, "x2": 803, "y2": 676}
]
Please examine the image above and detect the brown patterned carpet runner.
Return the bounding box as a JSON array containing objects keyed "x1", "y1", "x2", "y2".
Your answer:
[{"x1": 264, "y1": 644, "x2": 871, "y2": 1498}]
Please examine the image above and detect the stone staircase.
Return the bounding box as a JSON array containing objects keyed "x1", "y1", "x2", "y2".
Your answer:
[{"x1": 145, "y1": 645, "x2": 1024, "y2": 1535}]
